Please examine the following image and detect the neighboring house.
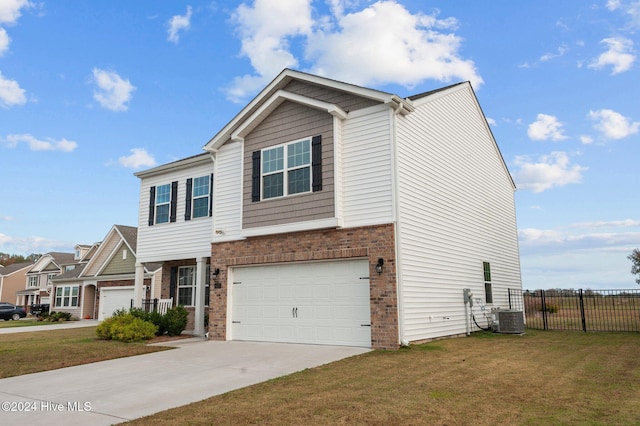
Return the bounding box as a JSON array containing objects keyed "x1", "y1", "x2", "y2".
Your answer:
[
  {"x1": 133, "y1": 69, "x2": 522, "y2": 349},
  {"x1": 0, "y1": 262, "x2": 35, "y2": 304},
  {"x1": 16, "y1": 248, "x2": 95, "y2": 311},
  {"x1": 51, "y1": 225, "x2": 162, "y2": 320}
]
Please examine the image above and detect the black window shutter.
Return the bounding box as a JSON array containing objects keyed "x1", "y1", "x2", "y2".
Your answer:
[
  {"x1": 169, "y1": 267, "x2": 177, "y2": 301},
  {"x1": 148, "y1": 186, "x2": 156, "y2": 226},
  {"x1": 251, "y1": 151, "x2": 261, "y2": 202},
  {"x1": 184, "y1": 178, "x2": 193, "y2": 221},
  {"x1": 312, "y1": 135, "x2": 322, "y2": 192},
  {"x1": 169, "y1": 181, "x2": 178, "y2": 222},
  {"x1": 209, "y1": 173, "x2": 214, "y2": 216}
]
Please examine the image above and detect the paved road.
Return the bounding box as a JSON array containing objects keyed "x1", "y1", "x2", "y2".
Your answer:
[{"x1": 0, "y1": 334, "x2": 370, "y2": 425}]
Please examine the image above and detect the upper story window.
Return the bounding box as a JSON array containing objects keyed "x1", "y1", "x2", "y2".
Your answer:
[
  {"x1": 47, "y1": 273, "x2": 57, "y2": 284},
  {"x1": 185, "y1": 175, "x2": 213, "y2": 220},
  {"x1": 260, "y1": 138, "x2": 314, "y2": 200},
  {"x1": 28, "y1": 276, "x2": 38, "y2": 287},
  {"x1": 148, "y1": 181, "x2": 178, "y2": 226},
  {"x1": 155, "y1": 184, "x2": 171, "y2": 224}
]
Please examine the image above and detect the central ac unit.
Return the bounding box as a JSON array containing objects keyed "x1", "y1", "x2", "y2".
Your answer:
[{"x1": 492, "y1": 309, "x2": 525, "y2": 334}]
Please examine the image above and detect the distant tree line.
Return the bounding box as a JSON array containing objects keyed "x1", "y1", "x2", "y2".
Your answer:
[{"x1": 0, "y1": 253, "x2": 41, "y2": 266}]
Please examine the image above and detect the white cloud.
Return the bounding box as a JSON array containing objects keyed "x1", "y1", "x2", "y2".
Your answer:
[
  {"x1": 167, "y1": 6, "x2": 192, "y2": 43},
  {"x1": 607, "y1": 0, "x2": 640, "y2": 30},
  {"x1": 92, "y1": 68, "x2": 135, "y2": 112},
  {"x1": 0, "y1": 28, "x2": 9, "y2": 56},
  {"x1": 0, "y1": 70, "x2": 26, "y2": 107},
  {"x1": 118, "y1": 148, "x2": 156, "y2": 169},
  {"x1": 0, "y1": 215, "x2": 14, "y2": 221},
  {"x1": 227, "y1": 0, "x2": 483, "y2": 102},
  {"x1": 540, "y1": 44, "x2": 568, "y2": 62},
  {"x1": 579, "y1": 135, "x2": 594, "y2": 145},
  {"x1": 513, "y1": 151, "x2": 587, "y2": 193},
  {"x1": 588, "y1": 108, "x2": 640, "y2": 139},
  {"x1": 589, "y1": 37, "x2": 635, "y2": 74},
  {"x1": 4, "y1": 133, "x2": 78, "y2": 152},
  {"x1": 527, "y1": 113, "x2": 568, "y2": 141},
  {"x1": 227, "y1": 0, "x2": 314, "y2": 101},
  {"x1": 569, "y1": 219, "x2": 640, "y2": 229},
  {"x1": 0, "y1": 233, "x2": 71, "y2": 256},
  {"x1": 0, "y1": 0, "x2": 31, "y2": 25}
]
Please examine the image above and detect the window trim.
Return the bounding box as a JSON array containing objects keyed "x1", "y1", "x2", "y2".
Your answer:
[
  {"x1": 260, "y1": 137, "x2": 312, "y2": 200},
  {"x1": 176, "y1": 265, "x2": 210, "y2": 307},
  {"x1": 28, "y1": 276, "x2": 38, "y2": 287},
  {"x1": 185, "y1": 175, "x2": 212, "y2": 220},
  {"x1": 54, "y1": 285, "x2": 79, "y2": 308},
  {"x1": 483, "y1": 261, "x2": 493, "y2": 304}
]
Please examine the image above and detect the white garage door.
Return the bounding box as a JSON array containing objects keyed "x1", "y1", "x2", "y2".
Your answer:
[
  {"x1": 99, "y1": 287, "x2": 134, "y2": 321},
  {"x1": 231, "y1": 259, "x2": 371, "y2": 347}
]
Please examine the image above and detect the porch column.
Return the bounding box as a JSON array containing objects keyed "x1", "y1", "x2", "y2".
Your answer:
[
  {"x1": 194, "y1": 257, "x2": 207, "y2": 337},
  {"x1": 133, "y1": 263, "x2": 145, "y2": 308}
]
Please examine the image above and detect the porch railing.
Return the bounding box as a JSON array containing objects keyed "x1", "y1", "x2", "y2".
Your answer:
[{"x1": 138, "y1": 298, "x2": 173, "y2": 314}]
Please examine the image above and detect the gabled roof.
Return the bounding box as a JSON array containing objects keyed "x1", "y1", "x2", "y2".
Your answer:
[
  {"x1": 204, "y1": 68, "x2": 415, "y2": 152},
  {"x1": 27, "y1": 252, "x2": 75, "y2": 274},
  {"x1": 135, "y1": 152, "x2": 211, "y2": 179},
  {"x1": 0, "y1": 262, "x2": 34, "y2": 276},
  {"x1": 115, "y1": 225, "x2": 138, "y2": 252},
  {"x1": 51, "y1": 263, "x2": 86, "y2": 281}
]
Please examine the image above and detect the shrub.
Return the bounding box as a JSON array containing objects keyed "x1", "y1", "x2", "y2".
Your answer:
[
  {"x1": 44, "y1": 311, "x2": 74, "y2": 322},
  {"x1": 542, "y1": 304, "x2": 559, "y2": 313},
  {"x1": 164, "y1": 306, "x2": 189, "y2": 336},
  {"x1": 130, "y1": 308, "x2": 167, "y2": 336},
  {"x1": 96, "y1": 313, "x2": 158, "y2": 342}
]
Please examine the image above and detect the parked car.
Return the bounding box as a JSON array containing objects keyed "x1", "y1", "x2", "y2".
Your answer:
[
  {"x1": 30, "y1": 303, "x2": 50, "y2": 316},
  {"x1": 0, "y1": 302, "x2": 27, "y2": 321}
]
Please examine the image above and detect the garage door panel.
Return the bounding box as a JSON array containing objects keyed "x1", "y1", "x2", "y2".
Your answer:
[
  {"x1": 231, "y1": 259, "x2": 371, "y2": 347},
  {"x1": 99, "y1": 287, "x2": 134, "y2": 321}
]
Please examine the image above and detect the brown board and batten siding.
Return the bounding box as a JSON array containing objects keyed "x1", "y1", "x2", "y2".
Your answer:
[{"x1": 242, "y1": 100, "x2": 335, "y2": 228}]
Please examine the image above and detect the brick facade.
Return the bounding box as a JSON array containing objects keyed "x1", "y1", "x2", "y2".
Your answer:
[{"x1": 209, "y1": 223, "x2": 399, "y2": 349}]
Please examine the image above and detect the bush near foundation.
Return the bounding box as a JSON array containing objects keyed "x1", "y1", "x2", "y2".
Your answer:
[{"x1": 96, "y1": 312, "x2": 157, "y2": 342}]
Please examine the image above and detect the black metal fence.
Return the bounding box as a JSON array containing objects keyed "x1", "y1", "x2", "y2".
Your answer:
[
  {"x1": 518, "y1": 289, "x2": 640, "y2": 332},
  {"x1": 136, "y1": 298, "x2": 160, "y2": 313}
]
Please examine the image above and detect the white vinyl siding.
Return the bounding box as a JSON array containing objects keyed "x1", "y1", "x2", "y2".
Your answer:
[
  {"x1": 137, "y1": 160, "x2": 213, "y2": 263},
  {"x1": 341, "y1": 105, "x2": 394, "y2": 227},
  {"x1": 212, "y1": 141, "x2": 243, "y2": 242},
  {"x1": 395, "y1": 84, "x2": 522, "y2": 342}
]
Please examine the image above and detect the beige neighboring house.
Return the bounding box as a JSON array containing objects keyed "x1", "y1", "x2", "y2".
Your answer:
[
  {"x1": 0, "y1": 262, "x2": 35, "y2": 304},
  {"x1": 51, "y1": 225, "x2": 162, "y2": 320},
  {"x1": 16, "y1": 246, "x2": 97, "y2": 312}
]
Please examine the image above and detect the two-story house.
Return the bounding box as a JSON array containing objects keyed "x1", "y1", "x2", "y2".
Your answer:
[
  {"x1": 16, "y1": 247, "x2": 96, "y2": 311},
  {"x1": 0, "y1": 262, "x2": 35, "y2": 304},
  {"x1": 51, "y1": 225, "x2": 163, "y2": 320},
  {"x1": 133, "y1": 69, "x2": 522, "y2": 349}
]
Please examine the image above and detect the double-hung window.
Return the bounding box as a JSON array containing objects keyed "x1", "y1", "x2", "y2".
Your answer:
[
  {"x1": 28, "y1": 276, "x2": 38, "y2": 287},
  {"x1": 262, "y1": 138, "x2": 311, "y2": 199},
  {"x1": 185, "y1": 175, "x2": 212, "y2": 221},
  {"x1": 155, "y1": 184, "x2": 171, "y2": 224},
  {"x1": 55, "y1": 285, "x2": 79, "y2": 308},
  {"x1": 177, "y1": 265, "x2": 210, "y2": 307},
  {"x1": 483, "y1": 262, "x2": 493, "y2": 304}
]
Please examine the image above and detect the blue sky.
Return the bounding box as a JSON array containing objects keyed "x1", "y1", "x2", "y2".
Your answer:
[{"x1": 1, "y1": 0, "x2": 638, "y2": 290}]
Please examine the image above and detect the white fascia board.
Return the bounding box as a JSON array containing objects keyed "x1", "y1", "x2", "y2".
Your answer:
[
  {"x1": 80, "y1": 225, "x2": 118, "y2": 277},
  {"x1": 240, "y1": 218, "x2": 341, "y2": 238},
  {"x1": 136, "y1": 250, "x2": 212, "y2": 265},
  {"x1": 205, "y1": 68, "x2": 410, "y2": 152},
  {"x1": 134, "y1": 153, "x2": 213, "y2": 179}
]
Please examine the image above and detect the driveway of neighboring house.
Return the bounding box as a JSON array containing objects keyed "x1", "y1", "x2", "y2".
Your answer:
[{"x1": 0, "y1": 336, "x2": 370, "y2": 425}]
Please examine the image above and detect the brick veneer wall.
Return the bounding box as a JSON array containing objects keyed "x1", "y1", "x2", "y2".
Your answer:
[{"x1": 209, "y1": 223, "x2": 399, "y2": 349}]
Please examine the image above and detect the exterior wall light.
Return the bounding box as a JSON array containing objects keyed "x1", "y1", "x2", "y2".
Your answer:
[
  {"x1": 212, "y1": 268, "x2": 220, "y2": 277},
  {"x1": 376, "y1": 258, "x2": 384, "y2": 274}
]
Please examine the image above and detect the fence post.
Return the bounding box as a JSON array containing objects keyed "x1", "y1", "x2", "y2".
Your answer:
[
  {"x1": 508, "y1": 289, "x2": 513, "y2": 309},
  {"x1": 579, "y1": 289, "x2": 587, "y2": 332},
  {"x1": 541, "y1": 290, "x2": 548, "y2": 330}
]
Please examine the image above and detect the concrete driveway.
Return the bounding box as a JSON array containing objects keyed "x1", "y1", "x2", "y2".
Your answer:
[{"x1": 0, "y1": 338, "x2": 370, "y2": 425}]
